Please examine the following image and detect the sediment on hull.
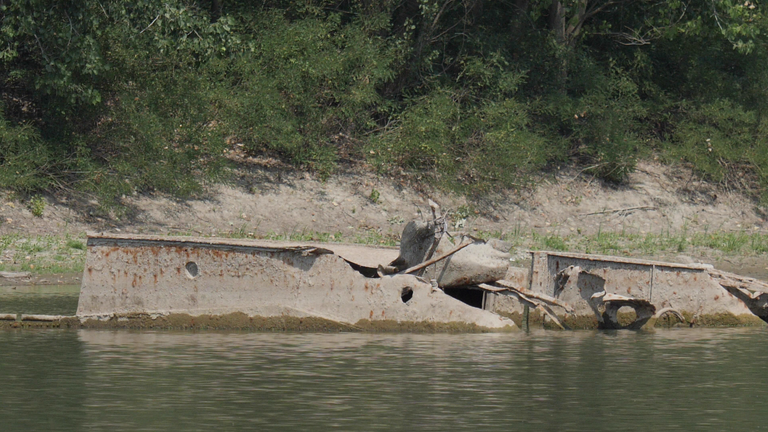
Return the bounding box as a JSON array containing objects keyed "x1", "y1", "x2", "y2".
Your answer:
[
  {"x1": 496, "y1": 310, "x2": 766, "y2": 330},
  {"x1": 0, "y1": 313, "x2": 516, "y2": 332}
]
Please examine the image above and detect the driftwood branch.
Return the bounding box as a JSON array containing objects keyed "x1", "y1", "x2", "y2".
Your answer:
[
  {"x1": 403, "y1": 241, "x2": 472, "y2": 275},
  {"x1": 0, "y1": 271, "x2": 31, "y2": 279},
  {"x1": 479, "y1": 282, "x2": 572, "y2": 329},
  {"x1": 139, "y1": 14, "x2": 161, "y2": 34},
  {"x1": 583, "y1": 205, "x2": 657, "y2": 216},
  {"x1": 494, "y1": 280, "x2": 574, "y2": 313}
]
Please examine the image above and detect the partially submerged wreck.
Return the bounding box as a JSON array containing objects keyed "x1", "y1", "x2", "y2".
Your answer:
[
  {"x1": 493, "y1": 251, "x2": 768, "y2": 329},
  {"x1": 73, "y1": 232, "x2": 516, "y2": 330},
  {"x1": 3, "y1": 210, "x2": 768, "y2": 330}
]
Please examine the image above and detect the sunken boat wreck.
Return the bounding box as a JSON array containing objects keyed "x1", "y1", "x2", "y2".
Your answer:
[{"x1": 4, "y1": 211, "x2": 768, "y2": 330}]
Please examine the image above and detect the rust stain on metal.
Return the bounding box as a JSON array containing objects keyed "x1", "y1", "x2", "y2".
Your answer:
[
  {"x1": 452, "y1": 276, "x2": 472, "y2": 286},
  {"x1": 524, "y1": 250, "x2": 764, "y2": 328}
]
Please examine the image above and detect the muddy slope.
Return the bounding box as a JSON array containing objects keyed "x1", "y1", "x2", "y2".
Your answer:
[{"x1": 2, "y1": 160, "x2": 766, "y2": 275}]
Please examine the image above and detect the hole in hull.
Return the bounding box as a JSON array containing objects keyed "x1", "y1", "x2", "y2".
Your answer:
[
  {"x1": 616, "y1": 305, "x2": 638, "y2": 326},
  {"x1": 185, "y1": 262, "x2": 199, "y2": 279},
  {"x1": 401, "y1": 287, "x2": 413, "y2": 303},
  {"x1": 443, "y1": 287, "x2": 484, "y2": 309}
]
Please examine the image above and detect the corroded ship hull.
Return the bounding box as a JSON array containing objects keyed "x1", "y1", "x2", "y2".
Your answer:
[
  {"x1": 75, "y1": 234, "x2": 516, "y2": 330},
  {"x1": 4, "y1": 232, "x2": 768, "y2": 331}
]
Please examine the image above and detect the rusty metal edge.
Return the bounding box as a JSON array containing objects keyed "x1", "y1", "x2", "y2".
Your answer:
[
  {"x1": 86, "y1": 232, "x2": 399, "y2": 269},
  {"x1": 530, "y1": 250, "x2": 714, "y2": 271},
  {"x1": 86, "y1": 232, "x2": 395, "y2": 249}
]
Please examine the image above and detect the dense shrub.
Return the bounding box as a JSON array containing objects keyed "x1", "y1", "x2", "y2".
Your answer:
[
  {"x1": 1, "y1": 0, "x2": 767, "y2": 203},
  {"x1": 0, "y1": 107, "x2": 53, "y2": 192},
  {"x1": 368, "y1": 56, "x2": 553, "y2": 191},
  {"x1": 534, "y1": 64, "x2": 649, "y2": 183},
  {"x1": 663, "y1": 100, "x2": 768, "y2": 199},
  {"x1": 221, "y1": 9, "x2": 399, "y2": 175}
]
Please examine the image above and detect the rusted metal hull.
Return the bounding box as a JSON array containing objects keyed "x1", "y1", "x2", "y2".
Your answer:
[
  {"x1": 76, "y1": 234, "x2": 516, "y2": 330},
  {"x1": 488, "y1": 251, "x2": 766, "y2": 329}
]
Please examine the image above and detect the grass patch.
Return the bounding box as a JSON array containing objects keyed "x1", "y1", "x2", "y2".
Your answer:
[
  {"x1": 66, "y1": 239, "x2": 86, "y2": 250},
  {"x1": 4, "y1": 226, "x2": 766, "y2": 277},
  {"x1": 480, "y1": 227, "x2": 768, "y2": 258},
  {"x1": 0, "y1": 234, "x2": 87, "y2": 274},
  {"x1": 218, "y1": 224, "x2": 399, "y2": 247}
]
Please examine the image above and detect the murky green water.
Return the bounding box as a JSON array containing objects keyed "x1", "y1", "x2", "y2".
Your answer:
[
  {"x1": 0, "y1": 285, "x2": 80, "y2": 315},
  {"x1": 1, "y1": 289, "x2": 767, "y2": 431}
]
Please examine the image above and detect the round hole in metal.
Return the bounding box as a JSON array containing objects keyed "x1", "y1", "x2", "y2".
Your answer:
[
  {"x1": 401, "y1": 287, "x2": 413, "y2": 303},
  {"x1": 185, "y1": 261, "x2": 199, "y2": 279}
]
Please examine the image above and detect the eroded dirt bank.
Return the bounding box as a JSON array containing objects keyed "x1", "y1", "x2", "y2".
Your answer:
[{"x1": 2, "y1": 160, "x2": 767, "y2": 279}]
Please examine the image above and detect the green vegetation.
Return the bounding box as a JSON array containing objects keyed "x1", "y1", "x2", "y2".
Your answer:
[
  {"x1": 2, "y1": 1, "x2": 768, "y2": 204},
  {"x1": 223, "y1": 226, "x2": 399, "y2": 246},
  {"x1": 0, "y1": 234, "x2": 87, "y2": 273},
  {"x1": 27, "y1": 195, "x2": 45, "y2": 217},
  {"x1": 479, "y1": 227, "x2": 768, "y2": 259},
  {"x1": 368, "y1": 188, "x2": 381, "y2": 204},
  {"x1": 6, "y1": 225, "x2": 766, "y2": 276}
]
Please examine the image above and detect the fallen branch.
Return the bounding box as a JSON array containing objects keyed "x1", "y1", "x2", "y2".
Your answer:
[
  {"x1": 583, "y1": 205, "x2": 657, "y2": 216},
  {"x1": 402, "y1": 240, "x2": 472, "y2": 275},
  {"x1": 0, "y1": 271, "x2": 31, "y2": 279},
  {"x1": 479, "y1": 283, "x2": 571, "y2": 330},
  {"x1": 493, "y1": 280, "x2": 574, "y2": 313}
]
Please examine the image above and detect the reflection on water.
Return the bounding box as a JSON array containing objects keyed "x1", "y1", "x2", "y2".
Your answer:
[
  {"x1": 0, "y1": 285, "x2": 79, "y2": 315},
  {"x1": 1, "y1": 328, "x2": 767, "y2": 431}
]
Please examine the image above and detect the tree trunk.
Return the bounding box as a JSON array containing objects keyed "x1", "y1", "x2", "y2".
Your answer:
[
  {"x1": 211, "y1": 0, "x2": 223, "y2": 22},
  {"x1": 549, "y1": 0, "x2": 568, "y2": 92}
]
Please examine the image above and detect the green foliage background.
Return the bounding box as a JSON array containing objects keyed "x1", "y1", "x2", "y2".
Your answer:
[{"x1": 2, "y1": 0, "x2": 768, "y2": 204}]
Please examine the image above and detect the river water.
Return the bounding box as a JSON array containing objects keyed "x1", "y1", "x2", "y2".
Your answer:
[{"x1": 1, "y1": 288, "x2": 767, "y2": 431}]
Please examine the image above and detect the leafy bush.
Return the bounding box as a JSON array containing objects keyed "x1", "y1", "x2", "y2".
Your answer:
[
  {"x1": 28, "y1": 195, "x2": 45, "y2": 217},
  {"x1": 369, "y1": 77, "x2": 553, "y2": 192},
  {"x1": 83, "y1": 70, "x2": 227, "y2": 205},
  {"x1": 369, "y1": 91, "x2": 457, "y2": 172},
  {"x1": 534, "y1": 64, "x2": 648, "y2": 183},
  {"x1": 0, "y1": 109, "x2": 53, "y2": 192},
  {"x1": 663, "y1": 100, "x2": 768, "y2": 198},
  {"x1": 222, "y1": 9, "x2": 399, "y2": 175},
  {"x1": 2, "y1": 0, "x2": 768, "y2": 203}
]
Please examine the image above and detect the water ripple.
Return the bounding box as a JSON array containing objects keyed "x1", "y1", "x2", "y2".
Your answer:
[{"x1": 0, "y1": 328, "x2": 767, "y2": 431}]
